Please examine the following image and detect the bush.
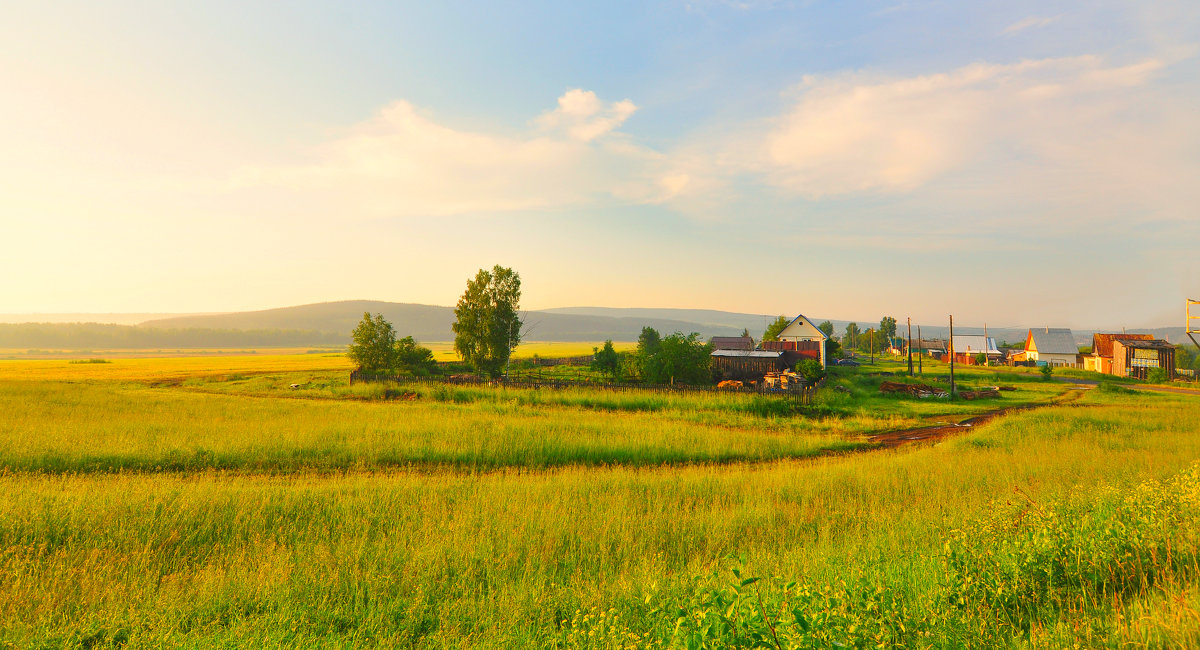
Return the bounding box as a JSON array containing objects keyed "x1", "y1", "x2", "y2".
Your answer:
[
  {"x1": 1146, "y1": 367, "x2": 1168, "y2": 383},
  {"x1": 1039, "y1": 364, "x2": 1053, "y2": 381},
  {"x1": 796, "y1": 358, "x2": 825, "y2": 382}
]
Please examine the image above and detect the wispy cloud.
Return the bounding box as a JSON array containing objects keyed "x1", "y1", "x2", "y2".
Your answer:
[
  {"x1": 238, "y1": 90, "x2": 684, "y2": 217},
  {"x1": 722, "y1": 55, "x2": 1195, "y2": 221},
  {"x1": 1003, "y1": 15, "x2": 1061, "y2": 35}
]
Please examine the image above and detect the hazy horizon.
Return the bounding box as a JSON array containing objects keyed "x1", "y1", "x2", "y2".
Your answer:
[
  {"x1": 0, "y1": 299, "x2": 1190, "y2": 332},
  {"x1": 3, "y1": 2, "x2": 1196, "y2": 331}
]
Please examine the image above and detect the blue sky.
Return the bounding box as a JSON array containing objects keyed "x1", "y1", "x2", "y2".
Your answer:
[{"x1": 2, "y1": 1, "x2": 1197, "y2": 329}]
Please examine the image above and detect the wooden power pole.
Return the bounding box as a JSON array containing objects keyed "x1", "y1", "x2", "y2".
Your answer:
[
  {"x1": 949, "y1": 315, "x2": 956, "y2": 398},
  {"x1": 917, "y1": 325, "x2": 923, "y2": 375},
  {"x1": 907, "y1": 317, "x2": 913, "y2": 376}
]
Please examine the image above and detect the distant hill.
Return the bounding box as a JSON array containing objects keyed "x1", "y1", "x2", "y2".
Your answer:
[
  {"x1": 141, "y1": 300, "x2": 749, "y2": 342},
  {"x1": 0, "y1": 313, "x2": 215, "y2": 325}
]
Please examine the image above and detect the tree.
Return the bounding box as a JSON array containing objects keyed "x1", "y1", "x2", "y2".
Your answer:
[
  {"x1": 796, "y1": 358, "x2": 826, "y2": 382},
  {"x1": 844, "y1": 322, "x2": 860, "y2": 350},
  {"x1": 640, "y1": 332, "x2": 713, "y2": 384},
  {"x1": 591, "y1": 340, "x2": 622, "y2": 381},
  {"x1": 818, "y1": 321, "x2": 834, "y2": 337},
  {"x1": 826, "y1": 338, "x2": 842, "y2": 361},
  {"x1": 638, "y1": 326, "x2": 661, "y2": 356},
  {"x1": 396, "y1": 336, "x2": 437, "y2": 375},
  {"x1": 348, "y1": 312, "x2": 397, "y2": 371},
  {"x1": 879, "y1": 316, "x2": 897, "y2": 342},
  {"x1": 636, "y1": 327, "x2": 663, "y2": 381},
  {"x1": 452, "y1": 265, "x2": 523, "y2": 378},
  {"x1": 762, "y1": 316, "x2": 790, "y2": 342}
]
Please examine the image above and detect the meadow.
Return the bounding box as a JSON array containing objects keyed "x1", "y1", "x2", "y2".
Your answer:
[{"x1": 1, "y1": 353, "x2": 1198, "y2": 647}]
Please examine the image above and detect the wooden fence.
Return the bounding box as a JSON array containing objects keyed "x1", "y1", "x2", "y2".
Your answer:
[{"x1": 349, "y1": 369, "x2": 815, "y2": 403}]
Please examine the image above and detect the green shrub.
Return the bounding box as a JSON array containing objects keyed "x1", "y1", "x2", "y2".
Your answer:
[
  {"x1": 1039, "y1": 364, "x2": 1053, "y2": 381},
  {"x1": 796, "y1": 358, "x2": 826, "y2": 382}
]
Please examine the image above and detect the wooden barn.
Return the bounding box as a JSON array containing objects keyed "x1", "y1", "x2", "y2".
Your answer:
[
  {"x1": 710, "y1": 335, "x2": 754, "y2": 351},
  {"x1": 1085, "y1": 333, "x2": 1154, "y2": 374},
  {"x1": 1111, "y1": 339, "x2": 1176, "y2": 379},
  {"x1": 711, "y1": 350, "x2": 786, "y2": 382}
]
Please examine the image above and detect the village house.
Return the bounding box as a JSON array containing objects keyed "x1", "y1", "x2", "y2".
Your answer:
[
  {"x1": 1013, "y1": 327, "x2": 1079, "y2": 367},
  {"x1": 1084, "y1": 333, "x2": 1154, "y2": 374},
  {"x1": 1111, "y1": 339, "x2": 1176, "y2": 379},
  {"x1": 948, "y1": 335, "x2": 1002, "y2": 365},
  {"x1": 761, "y1": 314, "x2": 829, "y2": 368}
]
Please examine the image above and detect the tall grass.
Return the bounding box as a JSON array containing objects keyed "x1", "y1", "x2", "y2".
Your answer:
[
  {"x1": 0, "y1": 380, "x2": 867, "y2": 473},
  {"x1": 1, "y1": 380, "x2": 1198, "y2": 646}
]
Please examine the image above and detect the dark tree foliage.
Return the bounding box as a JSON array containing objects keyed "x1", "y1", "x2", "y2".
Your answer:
[
  {"x1": 638, "y1": 331, "x2": 713, "y2": 385},
  {"x1": 817, "y1": 321, "x2": 834, "y2": 337},
  {"x1": 453, "y1": 265, "x2": 523, "y2": 378},
  {"x1": 762, "y1": 316, "x2": 790, "y2": 342},
  {"x1": 879, "y1": 316, "x2": 898, "y2": 341},
  {"x1": 637, "y1": 327, "x2": 661, "y2": 357},
  {"x1": 844, "y1": 322, "x2": 860, "y2": 348},
  {"x1": 826, "y1": 338, "x2": 842, "y2": 360},
  {"x1": 796, "y1": 358, "x2": 826, "y2": 382},
  {"x1": 395, "y1": 336, "x2": 437, "y2": 374},
  {"x1": 590, "y1": 340, "x2": 622, "y2": 380},
  {"x1": 347, "y1": 312, "x2": 398, "y2": 371}
]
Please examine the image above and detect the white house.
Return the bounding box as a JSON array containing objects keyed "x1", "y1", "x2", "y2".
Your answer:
[
  {"x1": 775, "y1": 314, "x2": 829, "y2": 368},
  {"x1": 1024, "y1": 327, "x2": 1079, "y2": 367}
]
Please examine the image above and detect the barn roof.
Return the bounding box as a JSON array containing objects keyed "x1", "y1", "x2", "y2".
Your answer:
[
  {"x1": 1118, "y1": 339, "x2": 1175, "y2": 351},
  {"x1": 1028, "y1": 327, "x2": 1078, "y2": 355},
  {"x1": 951, "y1": 335, "x2": 1000, "y2": 355},
  {"x1": 711, "y1": 350, "x2": 784, "y2": 358},
  {"x1": 1092, "y1": 333, "x2": 1154, "y2": 358},
  {"x1": 710, "y1": 336, "x2": 754, "y2": 351}
]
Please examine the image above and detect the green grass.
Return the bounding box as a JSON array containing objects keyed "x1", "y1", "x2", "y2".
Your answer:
[{"x1": 1, "y1": 354, "x2": 1198, "y2": 647}]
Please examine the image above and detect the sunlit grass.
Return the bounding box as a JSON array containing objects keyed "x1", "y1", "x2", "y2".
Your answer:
[{"x1": 1, "y1": 353, "x2": 1197, "y2": 647}]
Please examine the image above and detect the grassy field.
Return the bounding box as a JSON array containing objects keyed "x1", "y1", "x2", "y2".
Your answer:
[{"x1": 2, "y1": 353, "x2": 1198, "y2": 647}]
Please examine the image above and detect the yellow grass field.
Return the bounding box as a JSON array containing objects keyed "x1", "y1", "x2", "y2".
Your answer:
[{"x1": 1, "y1": 352, "x2": 1198, "y2": 647}]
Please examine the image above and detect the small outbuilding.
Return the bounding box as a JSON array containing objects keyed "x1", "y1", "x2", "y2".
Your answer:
[
  {"x1": 1084, "y1": 333, "x2": 1154, "y2": 374},
  {"x1": 711, "y1": 350, "x2": 786, "y2": 382},
  {"x1": 1111, "y1": 339, "x2": 1176, "y2": 379}
]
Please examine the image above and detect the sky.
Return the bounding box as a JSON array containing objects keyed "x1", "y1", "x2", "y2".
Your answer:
[{"x1": 2, "y1": 1, "x2": 1197, "y2": 329}]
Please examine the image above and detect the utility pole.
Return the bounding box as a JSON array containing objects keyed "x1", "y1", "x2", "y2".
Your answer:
[
  {"x1": 871, "y1": 329, "x2": 875, "y2": 365},
  {"x1": 907, "y1": 317, "x2": 914, "y2": 376},
  {"x1": 949, "y1": 315, "x2": 956, "y2": 398},
  {"x1": 984, "y1": 322, "x2": 990, "y2": 367},
  {"x1": 917, "y1": 325, "x2": 923, "y2": 375}
]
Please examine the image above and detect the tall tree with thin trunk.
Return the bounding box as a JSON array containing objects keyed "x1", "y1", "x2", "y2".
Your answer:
[{"x1": 453, "y1": 265, "x2": 523, "y2": 378}]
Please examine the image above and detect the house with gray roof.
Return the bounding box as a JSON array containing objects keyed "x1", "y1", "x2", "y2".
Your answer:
[{"x1": 1023, "y1": 327, "x2": 1079, "y2": 367}]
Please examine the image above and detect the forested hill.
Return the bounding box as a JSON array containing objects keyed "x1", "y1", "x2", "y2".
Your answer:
[
  {"x1": 139, "y1": 300, "x2": 749, "y2": 342},
  {"x1": 0, "y1": 323, "x2": 343, "y2": 350}
]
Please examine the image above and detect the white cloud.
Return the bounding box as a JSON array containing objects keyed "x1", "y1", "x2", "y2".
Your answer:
[
  {"x1": 534, "y1": 89, "x2": 638, "y2": 142},
  {"x1": 238, "y1": 91, "x2": 686, "y2": 217},
  {"x1": 1003, "y1": 15, "x2": 1060, "y2": 35},
  {"x1": 742, "y1": 54, "x2": 1198, "y2": 220}
]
